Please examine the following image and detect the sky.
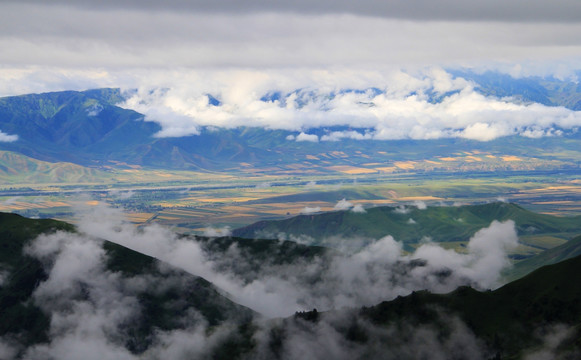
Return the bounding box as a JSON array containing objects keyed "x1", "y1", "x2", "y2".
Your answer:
[
  {"x1": 1, "y1": 0, "x2": 580, "y2": 71},
  {"x1": 1, "y1": 0, "x2": 581, "y2": 141}
]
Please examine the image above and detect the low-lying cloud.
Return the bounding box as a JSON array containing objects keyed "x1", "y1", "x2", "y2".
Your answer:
[
  {"x1": 71, "y1": 203, "x2": 518, "y2": 318},
  {"x1": 118, "y1": 69, "x2": 581, "y2": 142}
]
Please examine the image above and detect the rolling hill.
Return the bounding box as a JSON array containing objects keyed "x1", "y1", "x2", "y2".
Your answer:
[
  {"x1": 0, "y1": 151, "x2": 110, "y2": 184},
  {"x1": 232, "y1": 202, "x2": 581, "y2": 248}
]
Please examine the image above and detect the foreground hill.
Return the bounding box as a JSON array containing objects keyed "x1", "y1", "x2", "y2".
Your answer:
[
  {"x1": 233, "y1": 202, "x2": 581, "y2": 248},
  {"x1": 2, "y1": 212, "x2": 581, "y2": 358},
  {"x1": 0, "y1": 213, "x2": 255, "y2": 358},
  {"x1": 354, "y1": 252, "x2": 581, "y2": 358}
]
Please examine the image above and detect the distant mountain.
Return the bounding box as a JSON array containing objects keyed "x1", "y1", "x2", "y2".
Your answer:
[
  {"x1": 0, "y1": 89, "x2": 275, "y2": 170},
  {"x1": 450, "y1": 69, "x2": 581, "y2": 110},
  {"x1": 233, "y1": 202, "x2": 581, "y2": 248},
  {"x1": 0, "y1": 85, "x2": 581, "y2": 172}
]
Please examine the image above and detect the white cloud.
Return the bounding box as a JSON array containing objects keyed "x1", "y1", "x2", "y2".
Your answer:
[
  {"x1": 0, "y1": 131, "x2": 18, "y2": 142},
  {"x1": 300, "y1": 206, "x2": 321, "y2": 214},
  {"x1": 333, "y1": 199, "x2": 353, "y2": 211},
  {"x1": 413, "y1": 200, "x2": 428, "y2": 210},
  {"x1": 5, "y1": 206, "x2": 557, "y2": 360},
  {"x1": 393, "y1": 205, "x2": 410, "y2": 214},
  {"x1": 295, "y1": 132, "x2": 319, "y2": 142},
  {"x1": 1, "y1": 66, "x2": 581, "y2": 142},
  {"x1": 351, "y1": 204, "x2": 366, "y2": 213},
  {"x1": 69, "y1": 203, "x2": 520, "y2": 318},
  {"x1": 113, "y1": 68, "x2": 581, "y2": 141},
  {"x1": 305, "y1": 181, "x2": 317, "y2": 188}
]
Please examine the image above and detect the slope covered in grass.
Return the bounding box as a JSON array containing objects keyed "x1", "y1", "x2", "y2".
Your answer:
[{"x1": 233, "y1": 202, "x2": 581, "y2": 247}]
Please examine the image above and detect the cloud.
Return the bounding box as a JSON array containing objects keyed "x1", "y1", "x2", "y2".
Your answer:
[
  {"x1": 255, "y1": 182, "x2": 271, "y2": 189},
  {"x1": 6, "y1": 0, "x2": 581, "y2": 23},
  {"x1": 1, "y1": 66, "x2": 581, "y2": 142},
  {"x1": 393, "y1": 205, "x2": 410, "y2": 214},
  {"x1": 300, "y1": 206, "x2": 321, "y2": 214},
  {"x1": 111, "y1": 68, "x2": 581, "y2": 141},
  {"x1": 295, "y1": 132, "x2": 319, "y2": 142},
  {"x1": 68, "y1": 203, "x2": 520, "y2": 318},
  {"x1": 351, "y1": 204, "x2": 366, "y2": 213},
  {"x1": 333, "y1": 199, "x2": 353, "y2": 211},
  {"x1": 109, "y1": 190, "x2": 135, "y2": 200},
  {"x1": 305, "y1": 181, "x2": 317, "y2": 188},
  {"x1": 413, "y1": 200, "x2": 427, "y2": 210},
  {"x1": 523, "y1": 325, "x2": 578, "y2": 360},
  {"x1": 202, "y1": 226, "x2": 232, "y2": 237},
  {"x1": 0, "y1": 131, "x2": 18, "y2": 142},
  {"x1": 321, "y1": 130, "x2": 374, "y2": 142},
  {"x1": 1, "y1": 1, "x2": 581, "y2": 74}
]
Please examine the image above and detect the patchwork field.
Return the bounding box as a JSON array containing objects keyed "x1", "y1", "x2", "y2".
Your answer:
[{"x1": 2, "y1": 167, "x2": 581, "y2": 238}]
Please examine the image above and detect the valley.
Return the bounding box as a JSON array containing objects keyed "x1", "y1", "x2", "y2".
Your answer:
[{"x1": 2, "y1": 167, "x2": 580, "y2": 234}]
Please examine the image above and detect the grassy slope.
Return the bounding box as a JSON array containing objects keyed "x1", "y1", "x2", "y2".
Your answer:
[{"x1": 507, "y1": 234, "x2": 581, "y2": 281}]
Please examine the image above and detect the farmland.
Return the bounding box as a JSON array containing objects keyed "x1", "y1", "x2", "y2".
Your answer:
[{"x1": 1, "y1": 164, "x2": 581, "y2": 238}]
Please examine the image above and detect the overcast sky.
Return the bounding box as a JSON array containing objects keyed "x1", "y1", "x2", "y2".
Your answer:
[
  {"x1": 1, "y1": 0, "x2": 581, "y2": 141},
  {"x1": 2, "y1": 0, "x2": 581, "y2": 71}
]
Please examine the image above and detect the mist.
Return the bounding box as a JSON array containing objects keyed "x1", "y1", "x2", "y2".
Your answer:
[{"x1": 72, "y1": 203, "x2": 517, "y2": 317}]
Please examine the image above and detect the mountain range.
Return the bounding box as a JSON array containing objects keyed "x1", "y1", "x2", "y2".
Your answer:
[{"x1": 0, "y1": 71, "x2": 581, "y2": 173}]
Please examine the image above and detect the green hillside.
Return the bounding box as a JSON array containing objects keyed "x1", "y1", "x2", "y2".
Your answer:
[
  {"x1": 507, "y1": 234, "x2": 581, "y2": 281},
  {"x1": 233, "y1": 202, "x2": 581, "y2": 249},
  {"x1": 0, "y1": 151, "x2": 111, "y2": 184}
]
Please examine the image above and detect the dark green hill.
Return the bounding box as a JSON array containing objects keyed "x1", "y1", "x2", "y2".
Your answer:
[
  {"x1": 254, "y1": 254, "x2": 581, "y2": 359},
  {"x1": 357, "y1": 253, "x2": 581, "y2": 358},
  {"x1": 0, "y1": 213, "x2": 255, "y2": 356},
  {"x1": 233, "y1": 202, "x2": 581, "y2": 249}
]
